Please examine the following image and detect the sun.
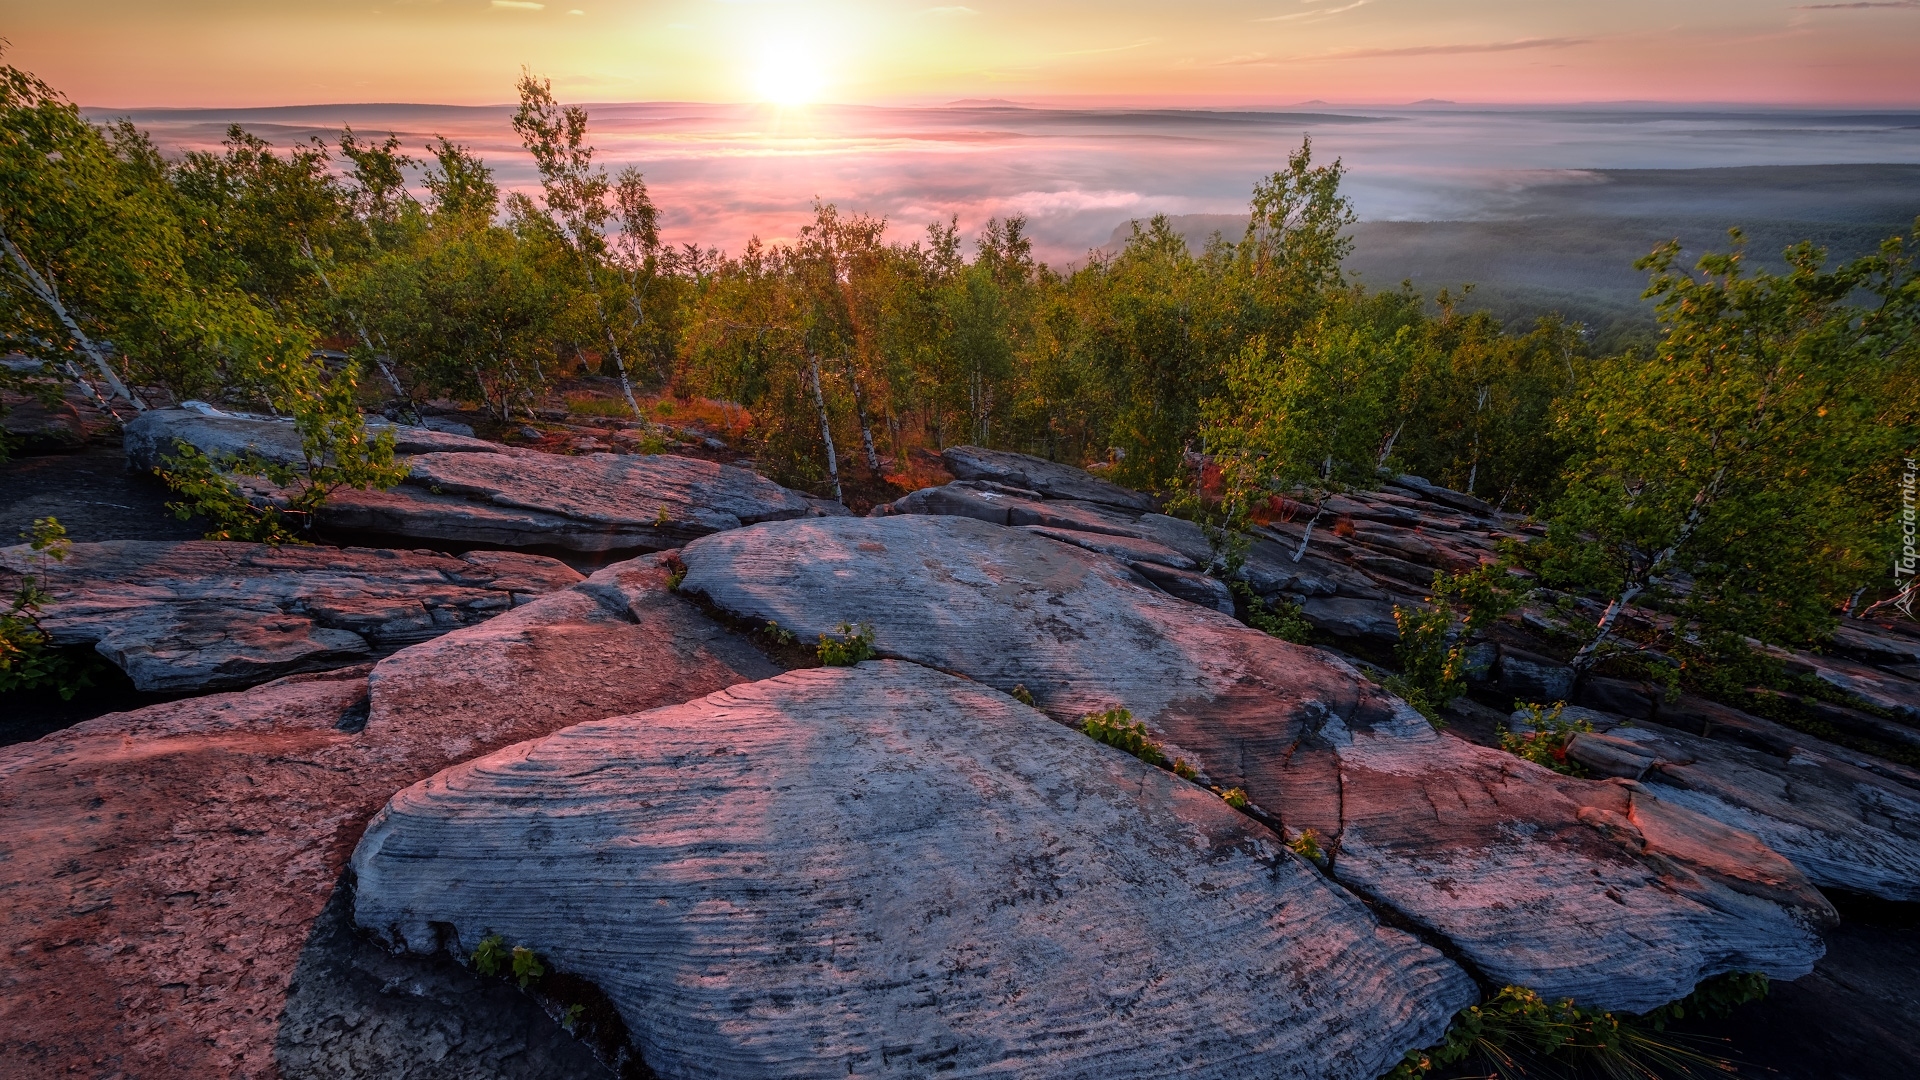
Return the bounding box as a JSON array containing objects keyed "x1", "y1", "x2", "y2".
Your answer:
[{"x1": 751, "y1": 43, "x2": 826, "y2": 106}]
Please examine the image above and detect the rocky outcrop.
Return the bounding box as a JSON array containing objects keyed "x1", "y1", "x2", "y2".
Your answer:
[
  {"x1": 680, "y1": 514, "x2": 1836, "y2": 1013},
  {"x1": 889, "y1": 449, "x2": 1920, "y2": 910},
  {"x1": 0, "y1": 540, "x2": 581, "y2": 692},
  {"x1": 940, "y1": 444, "x2": 1157, "y2": 511},
  {"x1": 353, "y1": 661, "x2": 1475, "y2": 1080},
  {"x1": 127, "y1": 407, "x2": 822, "y2": 553},
  {"x1": 311, "y1": 450, "x2": 816, "y2": 552},
  {"x1": 1517, "y1": 708, "x2": 1920, "y2": 903},
  {"x1": 0, "y1": 554, "x2": 776, "y2": 1078},
  {"x1": 123, "y1": 406, "x2": 505, "y2": 471}
]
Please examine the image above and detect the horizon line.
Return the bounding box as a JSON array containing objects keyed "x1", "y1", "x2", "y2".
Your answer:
[{"x1": 76, "y1": 97, "x2": 1920, "y2": 115}]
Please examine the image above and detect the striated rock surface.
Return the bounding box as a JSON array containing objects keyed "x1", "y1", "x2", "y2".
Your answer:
[
  {"x1": 128, "y1": 407, "x2": 820, "y2": 553},
  {"x1": 123, "y1": 406, "x2": 505, "y2": 471},
  {"x1": 0, "y1": 554, "x2": 775, "y2": 1078},
  {"x1": 680, "y1": 515, "x2": 1836, "y2": 1012},
  {"x1": 319, "y1": 451, "x2": 814, "y2": 553},
  {"x1": 1526, "y1": 709, "x2": 1920, "y2": 904},
  {"x1": 353, "y1": 661, "x2": 1475, "y2": 1080},
  {"x1": 0, "y1": 540, "x2": 581, "y2": 692},
  {"x1": 940, "y1": 444, "x2": 1156, "y2": 511}
]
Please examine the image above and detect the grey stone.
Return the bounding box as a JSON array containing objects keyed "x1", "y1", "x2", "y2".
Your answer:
[
  {"x1": 414, "y1": 415, "x2": 477, "y2": 438},
  {"x1": 1566, "y1": 731, "x2": 1663, "y2": 779},
  {"x1": 1794, "y1": 650, "x2": 1920, "y2": 722},
  {"x1": 353, "y1": 661, "x2": 1475, "y2": 1080},
  {"x1": 309, "y1": 451, "x2": 816, "y2": 553},
  {"x1": 1497, "y1": 648, "x2": 1577, "y2": 705},
  {"x1": 1297, "y1": 595, "x2": 1403, "y2": 643},
  {"x1": 0, "y1": 540, "x2": 581, "y2": 692},
  {"x1": 1386, "y1": 474, "x2": 1498, "y2": 517},
  {"x1": 941, "y1": 444, "x2": 1156, "y2": 511},
  {"x1": 1130, "y1": 560, "x2": 1234, "y2": 613},
  {"x1": 1600, "y1": 722, "x2": 1920, "y2": 902},
  {"x1": 124, "y1": 406, "x2": 506, "y2": 472},
  {"x1": 678, "y1": 515, "x2": 1835, "y2": 1013},
  {"x1": 890, "y1": 480, "x2": 1152, "y2": 541},
  {"x1": 1018, "y1": 524, "x2": 1198, "y2": 570}
]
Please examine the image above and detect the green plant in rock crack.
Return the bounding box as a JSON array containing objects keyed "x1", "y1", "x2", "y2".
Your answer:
[
  {"x1": 1081, "y1": 707, "x2": 1202, "y2": 781},
  {"x1": 1288, "y1": 828, "x2": 1325, "y2": 864},
  {"x1": 817, "y1": 621, "x2": 876, "y2": 666},
  {"x1": 1499, "y1": 702, "x2": 1594, "y2": 777},
  {"x1": 470, "y1": 933, "x2": 509, "y2": 976},
  {"x1": 1233, "y1": 581, "x2": 1313, "y2": 644},
  {"x1": 1, "y1": 516, "x2": 98, "y2": 699},
  {"x1": 511, "y1": 945, "x2": 546, "y2": 988}
]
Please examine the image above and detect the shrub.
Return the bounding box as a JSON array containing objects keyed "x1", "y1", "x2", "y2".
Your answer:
[
  {"x1": 1385, "y1": 974, "x2": 1768, "y2": 1080},
  {"x1": 157, "y1": 427, "x2": 405, "y2": 545},
  {"x1": 1081, "y1": 708, "x2": 1167, "y2": 767},
  {"x1": 0, "y1": 517, "x2": 97, "y2": 700},
  {"x1": 566, "y1": 395, "x2": 630, "y2": 418},
  {"x1": 1009, "y1": 683, "x2": 1036, "y2": 706},
  {"x1": 817, "y1": 621, "x2": 876, "y2": 666},
  {"x1": 1389, "y1": 564, "x2": 1517, "y2": 723},
  {"x1": 1499, "y1": 702, "x2": 1594, "y2": 777},
  {"x1": 1232, "y1": 581, "x2": 1313, "y2": 643}
]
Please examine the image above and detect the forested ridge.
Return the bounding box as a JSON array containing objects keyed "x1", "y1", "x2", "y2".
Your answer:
[{"x1": 3, "y1": 57, "x2": 1915, "y2": 658}]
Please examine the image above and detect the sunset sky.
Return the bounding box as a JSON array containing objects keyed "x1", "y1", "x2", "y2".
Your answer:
[{"x1": 4, "y1": 0, "x2": 1917, "y2": 108}]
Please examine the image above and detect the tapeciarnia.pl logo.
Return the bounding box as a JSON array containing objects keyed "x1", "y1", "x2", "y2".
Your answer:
[{"x1": 1898, "y1": 457, "x2": 1917, "y2": 618}]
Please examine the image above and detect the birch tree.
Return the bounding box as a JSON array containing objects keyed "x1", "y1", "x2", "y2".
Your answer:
[{"x1": 1536, "y1": 228, "x2": 1917, "y2": 669}]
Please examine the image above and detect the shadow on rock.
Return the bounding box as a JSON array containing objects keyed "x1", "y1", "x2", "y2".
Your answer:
[{"x1": 277, "y1": 875, "x2": 615, "y2": 1080}]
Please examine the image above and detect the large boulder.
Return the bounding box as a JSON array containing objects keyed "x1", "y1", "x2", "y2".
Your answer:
[
  {"x1": 940, "y1": 445, "x2": 1156, "y2": 511},
  {"x1": 311, "y1": 451, "x2": 815, "y2": 552},
  {"x1": 353, "y1": 661, "x2": 1474, "y2": 1080},
  {"x1": 0, "y1": 554, "x2": 778, "y2": 1078},
  {"x1": 679, "y1": 515, "x2": 1836, "y2": 1013},
  {"x1": 0, "y1": 540, "x2": 581, "y2": 692}
]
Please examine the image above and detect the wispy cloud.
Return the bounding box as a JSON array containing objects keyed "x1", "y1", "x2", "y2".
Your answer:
[
  {"x1": 1300, "y1": 36, "x2": 1592, "y2": 60},
  {"x1": 1058, "y1": 38, "x2": 1157, "y2": 57},
  {"x1": 1210, "y1": 53, "x2": 1277, "y2": 67},
  {"x1": 490, "y1": 0, "x2": 545, "y2": 9},
  {"x1": 1793, "y1": 1, "x2": 1919, "y2": 7},
  {"x1": 1257, "y1": 0, "x2": 1366, "y2": 23}
]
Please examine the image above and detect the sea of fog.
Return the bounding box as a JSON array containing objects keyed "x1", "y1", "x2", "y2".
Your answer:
[{"x1": 86, "y1": 102, "x2": 1920, "y2": 268}]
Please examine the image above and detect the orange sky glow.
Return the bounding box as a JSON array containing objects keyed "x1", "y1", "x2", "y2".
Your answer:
[{"x1": 3, "y1": 0, "x2": 1916, "y2": 109}]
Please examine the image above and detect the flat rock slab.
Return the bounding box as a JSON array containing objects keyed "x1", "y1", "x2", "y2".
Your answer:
[
  {"x1": 940, "y1": 445, "x2": 1157, "y2": 511},
  {"x1": 123, "y1": 406, "x2": 505, "y2": 471},
  {"x1": 310, "y1": 451, "x2": 815, "y2": 553},
  {"x1": 0, "y1": 540, "x2": 582, "y2": 692},
  {"x1": 1588, "y1": 722, "x2": 1920, "y2": 903},
  {"x1": 0, "y1": 555, "x2": 777, "y2": 1078},
  {"x1": 680, "y1": 515, "x2": 1835, "y2": 1013},
  {"x1": 129, "y1": 407, "x2": 820, "y2": 553},
  {"x1": 353, "y1": 661, "x2": 1474, "y2": 1080}
]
